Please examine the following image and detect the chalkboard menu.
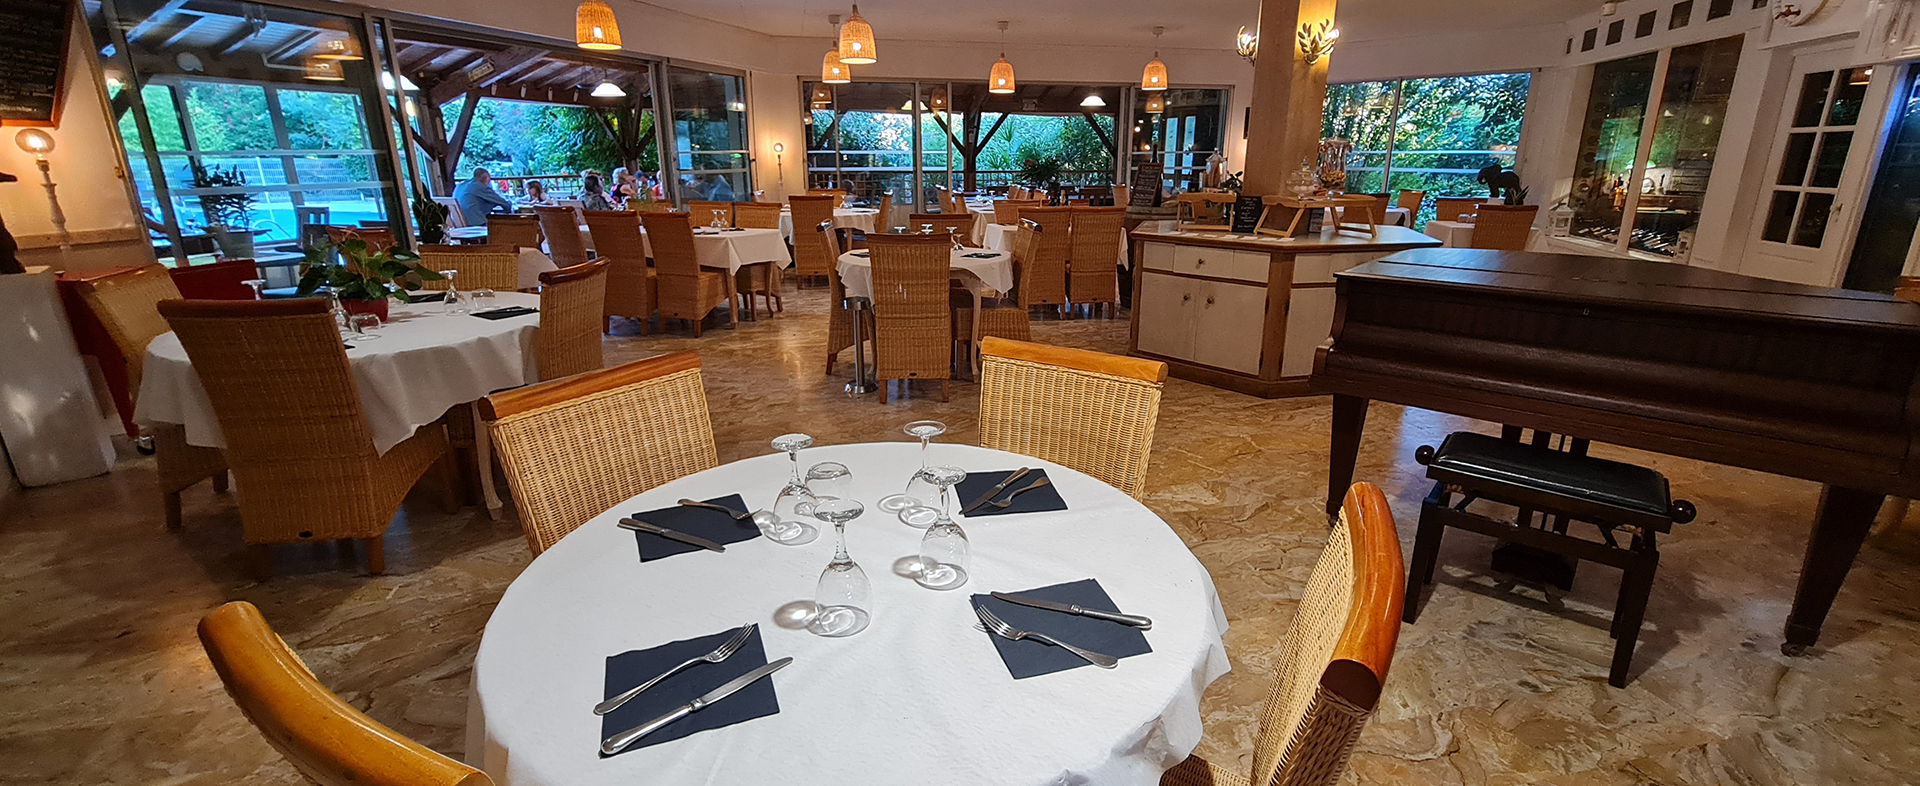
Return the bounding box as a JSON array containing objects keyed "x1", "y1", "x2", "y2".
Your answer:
[
  {"x1": 0, "y1": 0, "x2": 73, "y2": 127},
  {"x1": 1230, "y1": 193, "x2": 1263, "y2": 233},
  {"x1": 1127, "y1": 161, "x2": 1163, "y2": 207}
]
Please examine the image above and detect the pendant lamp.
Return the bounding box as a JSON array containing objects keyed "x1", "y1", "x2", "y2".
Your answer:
[
  {"x1": 838, "y1": 5, "x2": 877, "y2": 64},
  {"x1": 988, "y1": 21, "x2": 1015, "y2": 95},
  {"x1": 822, "y1": 14, "x2": 851, "y2": 84},
  {"x1": 1141, "y1": 27, "x2": 1168, "y2": 91},
  {"x1": 576, "y1": 0, "x2": 622, "y2": 51},
  {"x1": 317, "y1": 36, "x2": 363, "y2": 61},
  {"x1": 303, "y1": 57, "x2": 345, "y2": 82}
]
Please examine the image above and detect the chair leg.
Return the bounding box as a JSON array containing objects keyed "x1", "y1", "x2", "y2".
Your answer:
[
  {"x1": 879, "y1": 379, "x2": 889, "y2": 404},
  {"x1": 364, "y1": 535, "x2": 386, "y2": 575},
  {"x1": 212, "y1": 471, "x2": 230, "y2": 493},
  {"x1": 164, "y1": 490, "x2": 184, "y2": 530},
  {"x1": 940, "y1": 379, "x2": 950, "y2": 402},
  {"x1": 472, "y1": 407, "x2": 504, "y2": 521},
  {"x1": 248, "y1": 544, "x2": 273, "y2": 581},
  {"x1": 1609, "y1": 557, "x2": 1658, "y2": 688},
  {"x1": 692, "y1": 317, "x2": 703, "y2": 338}
]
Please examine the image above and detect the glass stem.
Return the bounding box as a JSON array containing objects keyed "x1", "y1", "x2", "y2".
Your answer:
[{"x1": 833, "y1": 523, "x2": 849, "y2": 560}]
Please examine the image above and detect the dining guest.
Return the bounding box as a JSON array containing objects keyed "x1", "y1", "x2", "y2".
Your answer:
[
  {"x1": 522, "y1": 180, "x2": 552, "y2": 205},
  {"x1": 643, "y1": 171, "x2": 665, "y2": 200},
  {"x1": 703, "y1": 173, "x2": 736, "y2": 202},
  {"x1": 581, "y1": 175, "x2": 614, "y2": 211},
  {"x1": 581, "y1": 169, "x2": 606, "y2": 197},
  {"x1": 453, "y1": 168, "x2": 514, "y2": 227},
  {"x1": 610, "y1": 167, "x2": 642, "y2": 204}
]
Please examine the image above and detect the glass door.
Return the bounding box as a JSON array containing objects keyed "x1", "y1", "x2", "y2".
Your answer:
[
  {"x1": 1745, "y1": 49, "x2": 1887, "y2": 285},
  {"x1": 1843, "y1": 66, "x2": 1920, "y2": 293},
  {"x1": 662, "y1": 66, "x2": 751, "y2": 204}
]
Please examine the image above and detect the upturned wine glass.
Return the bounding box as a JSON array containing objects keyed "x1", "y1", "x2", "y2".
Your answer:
[
  {"x1": 439, "y1": 269, "x2": 468, "y2": 314},
  {"x1": 912, "y1": 466, "x2": 970, "y2": 590},
  {"x1": 764, "y1": 434, "x2": 820, "y2": 545},
  {"x1": 805, "y1": 497, "x2": 871, "y2": 637},
  {"x1": 806, "y1": 461, "x2": 853, "y2": 501},
  {"x1": 710, "y1": 209, "x2": 728, "y2": 228},
  {"x1": 879, "y1": 420, "x2": 946, "y2": 515}
]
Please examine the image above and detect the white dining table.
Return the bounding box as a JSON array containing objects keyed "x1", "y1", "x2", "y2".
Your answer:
[
  {"x1": 467, "y1": 442, "x2": 1230, "y2": 786},
  {"x1": 981, "y1": 223, "x2": 1132, "y2": 269},
  {"x1": 835, "y1": 247, "x2": 1012, "y2": 300},
  {"x1": 778, "y1": 207, "x2": 881, "y2": 242}
]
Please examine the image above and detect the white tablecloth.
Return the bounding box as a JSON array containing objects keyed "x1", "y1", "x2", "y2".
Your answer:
[
  {"x1": 966, "y1": 203, "x2": 994, "y2": 245},
  {"x1": 468, "y1": 442, "x2": 1230, "y2": 786},
  {"x1": 836, "y1": 248, "x2": 1013, "y2": 299},
  {"x1": 778, "y1": 207, "x2": 881, "y2": 242},
  {"x1": 1421, "y1": 219, "x2": 1540, "y2": 249},
  {"x1": 439, "y1": 230, "x2": 561, "y2": 289},
  {"x1": 982, "y1": 223, "x2": 1131, "y2": 269},
  {"x1": 134, "y1": 292, "x2": 541, "y2": 454}
]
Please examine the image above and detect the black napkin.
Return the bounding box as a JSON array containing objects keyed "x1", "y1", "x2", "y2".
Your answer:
[
  {"x1": 956, "y1": 469, "x2": 1067, "y2": 518},
  {"x1": 971, "y1": 579, "x2": 1152, "y2": 679},
  {"x1": 341, "y1": 343, "x2": 356, "y2": 350},
  {"x1": 961, "y1": 251, "x2": 1000, "y2": 259},
  {"x1": 471, "y1": 305, "x2": 539, "y2": 320},
  {"x1": 600, "y1": 625, "x2": 779, "y2": 756},
  {"x1": 406, "y1": 291, "x2": 447, "y2": 303},
  {"x1": 850, "y1": 251, "x2": 870, "y2": 258},
  {"x1": 630, "y1": 494, "x2": 760, "y2": 561}
]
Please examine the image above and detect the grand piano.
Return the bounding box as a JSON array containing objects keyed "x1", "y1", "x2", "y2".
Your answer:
[{"x1": 1313, "y1": 248, "x2": 1920, "y2": 655}]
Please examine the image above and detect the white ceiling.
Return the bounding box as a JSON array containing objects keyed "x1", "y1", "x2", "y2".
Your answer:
[{"x1": 636, "y1": 0, "x2": 1598, "y2": 49}]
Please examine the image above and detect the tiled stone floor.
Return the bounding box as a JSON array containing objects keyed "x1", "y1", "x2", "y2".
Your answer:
[{"x1": 4, "y1": 284, "x2": 1918, "y2": 785}]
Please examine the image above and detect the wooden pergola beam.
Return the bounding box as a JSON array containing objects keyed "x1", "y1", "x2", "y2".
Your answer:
[{"x1": 425, "y1": 46, "x2": 547, "y2": 107}]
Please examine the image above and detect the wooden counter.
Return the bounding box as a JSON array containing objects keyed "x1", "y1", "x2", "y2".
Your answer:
[{"x1": 1127, "y1": 224, "x2": 1441, "y2": 397}]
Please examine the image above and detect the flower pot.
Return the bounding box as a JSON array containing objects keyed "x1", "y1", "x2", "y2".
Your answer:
[
  {"x1": 209, "y1": 225, "x2": 256, "y2": 260},
  {"x1": 340, "y1": 298, "x2": 389, "y2": 322}
]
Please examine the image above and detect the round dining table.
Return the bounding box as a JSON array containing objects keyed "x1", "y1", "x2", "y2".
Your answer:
[
  {"x1": 467, "y1": 442, "x2": 1229, "y2": 786},
  {"x1": 778, "y1": 206, "x2": 882, "y2": 242}
]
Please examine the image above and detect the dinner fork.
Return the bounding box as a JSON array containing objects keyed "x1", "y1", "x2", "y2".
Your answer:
[
  {"x1": 678, "y1": 499, "x2": 750, "y2": 521},
  {"x1": 593, "y1": 623, "x2": 757, "y2": 715},
  {"x1": 985, "y1": 477, "x2": 1053, "y2": 510},
  {"x1": 974, "y1": 605, "x2": 1117, "y2": 669}
]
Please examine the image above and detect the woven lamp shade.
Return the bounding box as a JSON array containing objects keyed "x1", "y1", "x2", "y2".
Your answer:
[
  {"x1": 988, "y1": 56, "x2": 1016, "y2": 94},
  {"x1": 317, "y1": 36, "x2": 364, "y2": 61},
  {"x1": 1141, "y1": 55, "x2": 1168, "y2": 91},
  {"x1": 575, "y1": 0, "x2": 622, "y2": 51},
  {"x1": 303, "y1": 57, "x2": 345, "y2": 82},
  {"x1": 821, "y1": 49, "x2": 850, "y2": 84},
  {"x1": 838, "y1": 5, "x2": 877, "y2": 64},
  {"x1": 1144, "y1": 93, "x2": 1166, "y2": 113}
]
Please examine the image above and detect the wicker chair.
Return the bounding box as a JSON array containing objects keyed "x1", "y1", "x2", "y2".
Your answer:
[
  {"x1": 867, "y1": 233, "x2": 955, "y2": 403},
  {"x1": 820, "y1": 219, "x2": 873, "y2": 376},
  {"x1": 74, "y1": 264, "x2": 230, "y2": 530},
  {"x1": 537, "y1": 260, "x2": 609, "y2": 381},
  {"x1": 481, "y1": 353, "x2": 718, "y2": 555},
  {"x1": 1113, "y1": 184, "x2": 1131, "y2": 206},
  {"x1": 1432, "y1": 197, "x2": 1482, "y2": 223},
  {"x1": 168, "y1": 259, "x2": 259, "y2": 300},
  {"x1": 977, "y1": 337, "x2": 1165, "y2": 498},
  {"x1": 1068, "y1": 206, "x2": 1124, "y2": 314},
  {"x1": 726, "y1": 204, "x2": 784, "y2": 319},
  {"x1": 953, "y1": 219, "x2": 1035, "y2": 362},
  {"x1": 993, "y1": 199, "x2": 1044, "y2": 225},
  {"x1": 583, "y1": 211, "x2": 655, "y2": 334},
  {"x1": 199, "y1": 601, "x2": 493, "y2": 786},
  {"x1": 687, "y1": 200, "x2": 734, "y2": 228},
  {"x1": 1160, "y1": 482, "x2": 1405, "y2": 786},
  {"x1": 326, "y1": 225, "x2": 396, "y2": 251},
  {"x1": 1469, "y1": 204, "x2": 1539, "y2": 251},
  {"x1": 1395, "y1": 189, "x2": 1426, "y2": 216},
  {"x1": 732, "y1": 202, "x2": 781, "y2": 229},
  {"x1": 642, "y1": 211, "x2": 734, "y2": 336},
  {"x1": 532, "y1": 206, "x2": 590, "y2": 267},
  {"x1": 1021, "y1": 206, "x2": 1072, "y2": 312},
  {"x1": 789, "y1": 195, "x2": 838, "y2": 283},
  {"x1": 487, "y1": 214, "x2": 544, "y2": 252},
  {"x1": 873, "y1": 192, "x2": 895, "y2": 233},
  {"x1": 417, "y1": 245, "x2": 520, "y2": 292},
  {"x1": 806, "y1": 188, "x2": 848, "y2": 209},
  {"x1": 907, "y1": 213, "x2": 972, "y2": 242},
  {"x1": 156, "y1": 298, "x2": 449, "y2": 576}
]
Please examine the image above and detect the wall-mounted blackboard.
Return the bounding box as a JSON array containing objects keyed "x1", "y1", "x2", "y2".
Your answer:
[
  {"x1": 1128, "y1": 161, "x2": 1163, "y2": 207},
  {"x1": 1230, "y1": 193, "x2": 1263, "y2": 233},
  {"x1": 0, "y1": 0, "x2": 73, "y2": 127}
]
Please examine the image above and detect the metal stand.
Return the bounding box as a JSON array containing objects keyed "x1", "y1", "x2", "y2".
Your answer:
[{"x1": 844, "y1": 297, "x2": 877, "y2": 396}]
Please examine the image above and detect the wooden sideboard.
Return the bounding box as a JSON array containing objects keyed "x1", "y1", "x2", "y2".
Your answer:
[{"x1": 1127, "y1": 225, "x2": 1440, "y2": 397}]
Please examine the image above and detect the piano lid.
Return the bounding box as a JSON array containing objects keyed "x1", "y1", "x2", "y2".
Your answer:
[{"x1": 1343, "y1": 248, "x2": 1920, "y2": 333}]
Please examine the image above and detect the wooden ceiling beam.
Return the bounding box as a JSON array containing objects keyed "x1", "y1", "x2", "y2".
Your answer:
[{"x1": 424, "y1": 45, "x2": 547, "y2": 106}]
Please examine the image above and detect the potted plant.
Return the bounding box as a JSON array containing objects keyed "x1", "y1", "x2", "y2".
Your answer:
[
  {"x1": 1017, "y1": 157, "x2": 1066, "y2": 201},
  {"x1": 295, "y1": 239, "x2": 442, "y2": 322},
  {"x1": 188, "y1": 161, "x2": 258, "y2": 259},
  {"x1": 413, "y1": 184, "x2": 450, "y2": 244}
]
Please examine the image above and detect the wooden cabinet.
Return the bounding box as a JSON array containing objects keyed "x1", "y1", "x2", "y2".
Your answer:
[{"x1": 1128, "y1": 226, "x2": 1442, "y2": 397}]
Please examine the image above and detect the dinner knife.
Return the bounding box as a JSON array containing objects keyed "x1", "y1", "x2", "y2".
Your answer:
[
  {"x1": 960, "y1": 467, "x2": 1032, "y2": 515},
  {"x1": 619, "y1": 518, "x2": 726, "y2": 552},
  {"x1": 990, "y1": 591, "x2": 1153, "y2": 630},
  {"x1": 600, "y1": 657, "x2": 793, "y2": 755}
]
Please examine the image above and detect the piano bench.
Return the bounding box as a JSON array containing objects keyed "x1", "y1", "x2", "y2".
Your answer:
[{"x1": 1404, "y1": 431, "x2": 1696, "y2": 688}]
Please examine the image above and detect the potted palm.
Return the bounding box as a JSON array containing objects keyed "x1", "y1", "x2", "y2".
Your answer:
[
  {"x1": 1017, "y1": 156, "x2": 1066, "y2": 202},
  {"x1": 188, "y1": 161, "x2": 258, "y2": 259},
  {"x1": 295, "y1": 239, "x2": 442, "y2": 321}
]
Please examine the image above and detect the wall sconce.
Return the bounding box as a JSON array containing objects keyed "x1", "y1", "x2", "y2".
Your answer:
[
  {"x1": 15, "y1": 129, "x2": 69, "y2": 250},
  {"x1": 772, "y1": 142, "x2": 785, "y2": 186},
  {"x1": 1297, "y1": 20, "x2": 1339, "y2": 65},
  {"x1": 1235, "y1": 26, "x2": 1259, "y2": 62}
]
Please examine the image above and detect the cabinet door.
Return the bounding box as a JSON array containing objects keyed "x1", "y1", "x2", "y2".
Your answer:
[
  {"x1": 1189, "y1": 279, "x2": 1268, "y2": 374},
  {"x1": 1135, "y1": 271, "x2": 1195, "y2": 361},
  {"x1": 1281, "y1": 287, "x2": 1337, "y2": 377}
]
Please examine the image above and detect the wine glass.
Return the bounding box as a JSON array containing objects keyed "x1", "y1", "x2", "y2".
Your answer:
[
  {"x1": 347, "y1": 313, "x2": 382, "y2": 340},
  {"x1": 806, "y1": 461, "x2": 853, "y2": 501},
  {"x1": 439, "y1": 269, "x2": 468, "y2": 315},
  {"x1": 710, "y1": 209, "x2": 728, "y2": 229},
  {"x1": 879, "y1": 420, "x2": 946, "y2": 515},
  {"x1": 766, "y1": 434, "x2": 822, "y2": 545},
  {"x1": 806, "y1": 497, "x2": 872, "y2": 637},
  {"x1": 319, "y1": 285, "x2": 349, "y2": 335},
  {"x1": 912, "y1": 466, "x2": 970, "y2": 590}
]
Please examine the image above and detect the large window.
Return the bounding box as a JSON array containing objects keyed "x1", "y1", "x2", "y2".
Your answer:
[
  {"x1": 1324, "y1": 72, "x2": 1531, "y2": 225},
  {"x1": 667, "y1": 67, "x2": 750, "y2": 202},
  {"x1": 1568, "y1": 36, "x2": 1743, "y2": 259},
  {"x1": 1130, "y1": 88, "x2": 1230, "y2": 195},
  {"x1": 806, "y1": 81, "x2": 918, "y2": 206}
]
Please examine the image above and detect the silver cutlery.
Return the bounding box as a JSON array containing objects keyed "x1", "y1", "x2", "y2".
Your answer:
[
  {"x1": 960, "y1": 467, "x2": 1031, "y2": 514},
  {"x1": 600, "y1": 656, "x2": 794, "y2": 755},
  {"x1": 593, "y1": 624, "x2": 756, "y2": 716},
  {"x1": 678, "y1": 499, "x2": 750, "y2": 521},
  {"x1": 619, "y1": 518, "x2": 726, "y2": 552},
  {"x1": 974, "y1": 605, "x2": 1117, "y2": 669},
  {"x1": 985, "y1": 477, "x2": 1053, "y2": 510},
  {"x1": 990, "y1": 591, "x2": 1153, "y2": 630}
]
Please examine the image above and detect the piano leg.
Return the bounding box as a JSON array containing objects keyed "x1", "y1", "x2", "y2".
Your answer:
[
  {"x1": 1326, "y1": 394, "x2": 1371, "y2": 525},
  {"x1": 1782, "y1": 485, "x2": 1885, "y2": 656}
]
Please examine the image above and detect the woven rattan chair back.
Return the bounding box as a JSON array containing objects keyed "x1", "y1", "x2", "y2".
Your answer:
[
  {"x1": 1112, "y1": 184, "x2": 1131, "y2": 206},
  {"x1": 1469, "y1": 204, "x2": 1538, "y2": 251},
  {"x1": 326, "y1": 226, "x2": 396, "y2": 250},
  {"x1": 583, "y1": 211, "x2": 654, "y2": 330},
  {"x1": 1432, "y1": 197, "x2": 1481, "y2": 222},
  {"x1": 686, "y1": 201, "x2": 734, "y2": 228},
  {"x1": 417, "y1": 245, "x2": 519, "y2": 292},
  {"x1": 643, "y1": 210, "x2": 701, "y2": 302},
  {"x1": 532, "y1": 207, "x2": 589, "y2": 267},
  {"x1": 199, "y1": 601, "x2": 493, "y2": 786},
  {"x1": 1067, "y1": 206, "x2": 1124, "y2": 305},
  {"x1": 481, "y1": 353, "x2": 718, "y2": 554},
  {"x1": 875, "y1": 192, "x2": 894, "y2": 231},
  {"x1": 536, "y1": 260, "x2": 609, "y2": 381},
  {"x1": 732, "y1": 202, "x2": 781, "y2": 229},
  {"x1": 1021, "y1": 206, "x2": 1072, "y2": 307},
  {"x1": 866, "y1": 233, "x2": 953, "y2": 384},
  {"x1": 821, "y1": 220, "x2": 864, "y2": 372},
  {"x1": 994, "y1": 200, "x2": 1044, "y2": 225},
  {"x1": 788, "y1": 195, "x2": 838, "y2": 278},
  {"x1": 75, "y1": 264, "x2": 181, "y2": 392},
  {"x1": 486, "y1": 214, "x2": 544, "y2": 251},
  {"x1": 906, "y1": 213, "x2": 972, "y2": 240},
  {"x1": 1395, "y1": 189, "x2": 1426, "y2": 215},
  {"x1": 977, "y1": 337, "x2": 1164, "y2": 498}
]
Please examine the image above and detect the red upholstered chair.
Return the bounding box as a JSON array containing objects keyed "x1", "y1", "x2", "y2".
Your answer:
[{"x1": 169, "y1": 259, "x2": 261, "y2": 300}]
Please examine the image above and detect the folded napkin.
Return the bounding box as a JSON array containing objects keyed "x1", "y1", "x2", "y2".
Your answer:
[
  {"x1": 850, "y1": 251, "x2": 870, "y2": 258},
  {"x1": 630, "y1": 494, "x2": 760, "y2": 561},
  {"x1": 961, "y1": 252, "x2": 1000, "y2": 259},
  {"x1": 341, "y1": 343, "x2": 356, "y2": 350},
  {"x1": 470, "y1": 305, "x2": 539, "y2": 320},
  {"x1": 405, "y1": 291, "x2": 447, "y2": 303},
  {"x1": 601, "y1": 624, "x2": 779, "y2": 756},
  {"x1": 971, "y1": 579, "x2": 1152, "y2": 679},
  {"x1": 956, "y1": 469, "x2": 1066, "y2": 518}
]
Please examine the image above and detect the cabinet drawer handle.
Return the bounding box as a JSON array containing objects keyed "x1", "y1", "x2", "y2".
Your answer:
[
  {"x1": 1181, "y1": 294, "x2": 1191, "y2": 302},
  {"x1": 1195, "y1": 257, "x2": 1207, "y2": 265},
  {"x1": 1206, "y1": 296, "x2": 1215, "y2": 306}
]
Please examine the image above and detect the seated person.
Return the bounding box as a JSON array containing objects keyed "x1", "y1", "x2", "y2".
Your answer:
[
  {"x1": 522, "y1": 180, "x2": 553, "y2": 206},
  {"x1": 703, "y1": 174, "x2": 736, "y2": 202},
  {"x1": 581, "y1": 175, "x2": 614, "y2": 211},
  {"x1": 452, "y1": 168, "x2": 514, "y2": 227}
]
